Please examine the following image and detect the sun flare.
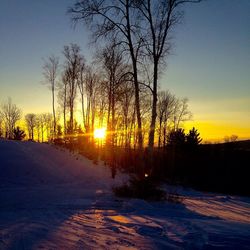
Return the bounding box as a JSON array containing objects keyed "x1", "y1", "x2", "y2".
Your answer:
[{"x1": 94, "y1": 128, "x2": 106, "y2": 140}]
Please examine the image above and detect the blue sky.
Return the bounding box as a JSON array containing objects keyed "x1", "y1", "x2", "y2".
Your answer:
[{"x1": 0, "y1": 0, "x2": 249, "y2": 140}]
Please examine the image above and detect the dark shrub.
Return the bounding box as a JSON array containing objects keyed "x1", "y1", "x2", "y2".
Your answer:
[
  {"x1": 167, "y1": 128, "x2": 186, "y2": 147},
  {"x1": 113, "y1": 176, "x2": 166, "y2": 201},
  {"x1": 13, "y1": 127, "x2": 26, "y2": 140}
]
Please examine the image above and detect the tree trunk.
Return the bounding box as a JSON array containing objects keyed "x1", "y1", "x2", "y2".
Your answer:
[
  {"x1": 148, "y1": 60, "x2": 158, "y2": 149},
  {"x1": 81, "y1": 92, "x2": 85, "y2": 130},
  {"x1": 63, "y1": 106, "x2": 66, "y2": 135},
  {"x1": 126, "y1": 0, "x2": 143, "y2": 149},
  {"x1": 132, "y1": 63, "x2": 143, "y2": 149},
  {"x1": 69, "y1": 103, "x2": 74, "y2": 134},
  {"x1": 41, "y1": 126, "x2": 44, "y2": 142},
  {"x1": 52, "y1": 84, "x2": 56, "y2": 138},
  {"x1": 111, "y1": 82, "x2": 115, "y2": 146},
  {"x1": 158, "y1": 117, "x2": 162, "y2": 148}
]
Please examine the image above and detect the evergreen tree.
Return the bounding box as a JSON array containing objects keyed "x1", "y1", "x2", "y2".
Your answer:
[
  {"x1": 186, "y1": 127, "x2": 202, "y2": 147},
  {"x1": 167, "y1": 128, "x2": 186, "y2": 146},
  {"x1": 13, "y1": 127, "x2": 26, "y2": 141}
]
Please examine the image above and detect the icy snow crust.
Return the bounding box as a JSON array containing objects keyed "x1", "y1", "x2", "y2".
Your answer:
[{"x1": 0, "y1": 140, "x2": 249, "y2": 249}]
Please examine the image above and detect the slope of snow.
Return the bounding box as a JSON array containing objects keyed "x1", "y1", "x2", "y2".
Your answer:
[{"x1": 0, "y1": 140, "x2": 249, "y2": 249}]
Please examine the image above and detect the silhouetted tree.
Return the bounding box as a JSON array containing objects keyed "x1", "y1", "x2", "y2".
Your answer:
[
  {"x1": 157, "y1": 91, "x2": 176, "y2": 147},
  {"x1": 43, "y1": 55, "x2": 59, "y2": 138},
  {"x1": 44, "y1": 113, "x2": 53, "y2": 141},
  {"x1": 77, "y1": 59, "x2": 86, "y2": 131},
  {"x1": 57, "y1": 124, "x2": 63, "y2": 137},
  {"x1": 96, "y1": 81, "x2": 107, "y2": 128},
  {"x1": 134, "y1": 0, "x2": 202, "y2": 149},
  {"x1": 186, "y1": 127, "x2": 202, "y2": 147},
  {"x1": 13, "y1": 126, "x2": 26, "y2": 141},
  {"x1": 230, "y1": 135, "x2": 238, "y2": 142},
  {"x1": 35, "y1": 115, "x2": 41, "y2": 142},
  {"x1": 37, "y1": 113, "x2": 47, "y2": 142},
  {"x1": 0, "y1": 98, "x2": 22, "y2": 139},
  {"x1": 63, "y1": 44, "x2": 83, "y2": 134},
  {"x1": 224, "y1": 134, "x2": 238, "y2": 143},
  {"x1": 25, "y1": 113, "x2": 36, "y2": 140},
  {"x1": 84, "y1": 66, "x2": 100, "y2": 134},
  {"x1": 119, "y1": 82, "x2": 134, "y2": 148},
  {"x1": 173, "y1": 98, "x2": 192, "y2": 130},
  {"x1": 70, "y1": 0, "x2": 201, "y2": 149},
  {"x1": 97, "y1": 40, "x2": 130, "y2": 146},
  {"x1": 58, "y1": 72, "x2": 69, "y2": 134},
  {"x1": 70, "y1": 0, "x2": 144, "y2": 148},
  {"x1": 167, "y1": 128, "x2": 186, "y2": 146}
]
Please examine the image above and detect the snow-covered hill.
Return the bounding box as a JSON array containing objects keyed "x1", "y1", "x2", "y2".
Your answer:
[{"x1": 0, "y1": 140, "x2": 249, "y2": 249}]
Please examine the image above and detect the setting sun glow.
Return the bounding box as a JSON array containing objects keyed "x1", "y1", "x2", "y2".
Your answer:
[{"x1": 94, "y1": 128, "x2": 106, "y2": 140}]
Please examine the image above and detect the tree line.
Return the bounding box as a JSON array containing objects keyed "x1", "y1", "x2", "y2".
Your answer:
[
  {"x1": 0, "y1": 97, "x2": 55, "y2": 142},
  {"x1": 0, "y1": 68, "x2": 191, "y2": 149},
  {"x1": 67, "y1": 0, "x2": 201, "y2": 150}
]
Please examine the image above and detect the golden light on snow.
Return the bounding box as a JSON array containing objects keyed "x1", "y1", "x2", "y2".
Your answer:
[{"x1": 94, "y1": 128, "x2": 106, "y2": 140}]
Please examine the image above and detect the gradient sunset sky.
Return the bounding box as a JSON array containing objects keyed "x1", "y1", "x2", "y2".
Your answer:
[{"x1": 0, "y1": 0, "x2": 249, "y2": 142}]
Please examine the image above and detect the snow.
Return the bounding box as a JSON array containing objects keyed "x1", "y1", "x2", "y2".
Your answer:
[{"x1": 0, "y1": 140, "x2": 250, "y2": 249}]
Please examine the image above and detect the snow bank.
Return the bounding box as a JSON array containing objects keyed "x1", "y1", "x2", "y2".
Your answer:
[{"x1": 0, "y1": 140, "x2": 249, "y2": 249}]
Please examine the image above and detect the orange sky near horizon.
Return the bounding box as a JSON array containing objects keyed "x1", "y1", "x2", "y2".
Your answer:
[
  {"x1": 3, "y1": 80, "x2": 249, "y2": 143},
  {"x1": 183, "y1": 98, "x2": 250, "y2": 142},
  {"x1": 185, "y1": 120, "x2": 250, "y2": 143}
]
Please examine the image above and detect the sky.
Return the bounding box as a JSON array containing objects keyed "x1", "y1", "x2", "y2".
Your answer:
[{"x1": 0, "y1": 0, "x2": 249, "y2": 142}]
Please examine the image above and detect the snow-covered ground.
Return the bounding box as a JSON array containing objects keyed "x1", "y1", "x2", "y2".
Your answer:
[{"x1": 0, "y1": 140, "x2": 249, "y2": 249}]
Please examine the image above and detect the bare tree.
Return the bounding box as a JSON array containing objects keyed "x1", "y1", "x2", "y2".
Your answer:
[
  {"x1": 84, "y1": 66, "x2": 100, "y2": 133},
  {"x1": 0, "y1": 98, "x2": 22, "y2": 139},
  {"x1": 25, "y1": 113, "x2": 36, "y2": 140},
  {"x1": 224, "y1": 135, "x2": 238, "y2": 143},
  {"x1": 230, "y1": 135, "x2": 238, "y2": 142},
  {"x1": 63, "y1": 44, "x2": 83, "y2": 134},
  {"x1": 38, "y1": 113, "x2": 47, "y2": 142},
  {"x1": 97, "y1": 40, "x2": 130, "y2": 145},
  {"x1": 58, "y1": 72, "x2": 69, "y2": 134},
  {"x1": 77, "y1": 60, "x2": 86, "y2": 130},
  {"x1": 119, "y1": 82, "x2": 134, "y2": 148},
  {"x1": 173, "y1": 97, "x2": 192, "y2": 130},
  {"x1": 43, "y1": 55, "x2": 59, "y2": 138},
  {"x1": 134, "y1": 0, "x2": 201, "y2": 149},
  {"x1": 43, "y1": 113, "x2": 53, "y2": 141},
  {"x1": 96, "y1": 81, "x2": 107, "y2": 128},
  {"x1": 69, "y1": 0, "x2": 144, "y2": 148},
  {"x1": 35, "y1": 115, "x2": 41, "y2": 142},
  {"x1": 157, "y1": 90, "x2": 176, "y2": 147},
  {"x1": 70, "y1": 0, "x2": 201, "y2": 149}
]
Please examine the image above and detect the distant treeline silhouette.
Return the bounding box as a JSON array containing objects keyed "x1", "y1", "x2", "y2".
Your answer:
[{"x1": 53, "y1": 134, "x2": 249, "y2": 197}]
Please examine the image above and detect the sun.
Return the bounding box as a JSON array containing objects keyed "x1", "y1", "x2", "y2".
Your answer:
[{"x1": 94, "y1": 128, "x2": 106, "y2": 140}]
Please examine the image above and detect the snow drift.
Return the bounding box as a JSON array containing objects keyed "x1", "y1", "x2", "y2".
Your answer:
[{"x1": 0, "y1": 140, "x2": 249, "y2": 249}]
